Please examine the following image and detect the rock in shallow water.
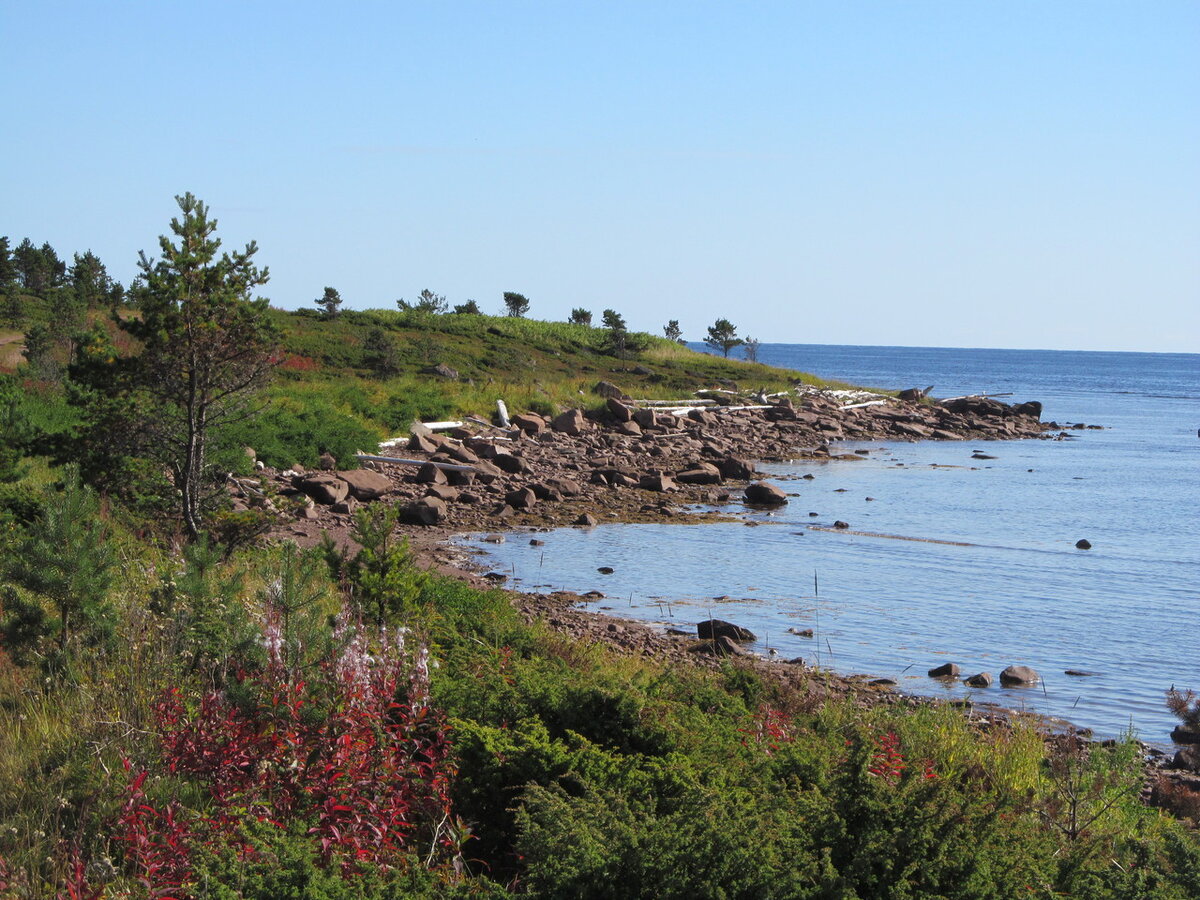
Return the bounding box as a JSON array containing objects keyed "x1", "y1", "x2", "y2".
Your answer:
[
  {"x1": 999, "y1": 665, "x2": 1039, "y2": 686},
  {"x1": 928, "y1": 663, "x2": 960, "y2": 678}
]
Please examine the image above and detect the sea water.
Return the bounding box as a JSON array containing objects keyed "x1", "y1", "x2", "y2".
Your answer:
[{"x1": 457, "y1": 345, "x2": 1200, "y2": 743}]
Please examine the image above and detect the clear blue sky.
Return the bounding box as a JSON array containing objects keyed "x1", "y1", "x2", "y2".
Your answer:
[{"x1": 3, "y1": 1, "x2": 1197, "y2": 352}]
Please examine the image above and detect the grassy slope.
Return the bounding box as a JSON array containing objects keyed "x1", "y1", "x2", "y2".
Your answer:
[{"x1": 250, "y1": 307, "x2": 859, "y2": 467}]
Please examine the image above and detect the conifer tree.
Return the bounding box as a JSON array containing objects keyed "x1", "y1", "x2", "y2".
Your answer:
[
  {"x1": 123, "y1": 193, "x2": 280, "y2": 538},
  {"x1": 315, "y1": 286, "x2": 343, "y2": 318},
  {"x1": 704, "y1": 318, "x2": 743, "y2": 357},
  {"x1": 3, "y1": 466, "x2": 114, "y2": 656}
]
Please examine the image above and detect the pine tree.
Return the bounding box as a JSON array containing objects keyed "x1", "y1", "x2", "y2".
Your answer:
[
  {"x1": 503, "y1": 291, "x2": 530, "y2": 317},
  {"x1": 123, "y1": 193, "x2": 280, "y2": 538},
  {"x1": 315, "y1": 286, "x2": 343, "y2": 318},
  {"x1": 705, "y1": 318, "x2": 743, "y2": 357},
  {"x1": 4, "y1": 466, "x2": 114, "y2": 655}
]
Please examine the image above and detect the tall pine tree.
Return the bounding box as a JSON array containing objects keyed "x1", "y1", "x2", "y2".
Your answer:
[{"x1": 123, "y1": 193, "x2": 280, "y2": 538}]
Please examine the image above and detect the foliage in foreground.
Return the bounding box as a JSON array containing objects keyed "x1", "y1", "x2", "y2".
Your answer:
[{"x1": 1, "y1": 491, "x2": 1198, "y2": 897}]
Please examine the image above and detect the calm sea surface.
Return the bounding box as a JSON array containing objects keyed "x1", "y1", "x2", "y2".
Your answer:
[{"x1": 458, "y1": 345, "x2": 1200, "y2": 743}]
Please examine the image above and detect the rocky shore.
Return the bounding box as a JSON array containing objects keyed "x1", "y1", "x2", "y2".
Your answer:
[
  {"x1": 257, "y1": 385, "x2": 1072, "y2": 542},
  {"x1": 246, "y1": 384, "x2": 1198, "y2": 819}
]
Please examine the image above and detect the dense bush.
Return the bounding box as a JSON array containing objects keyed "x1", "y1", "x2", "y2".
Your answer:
[{"x1": 222, "y1": 394, "x2": 382, "y2": 469}]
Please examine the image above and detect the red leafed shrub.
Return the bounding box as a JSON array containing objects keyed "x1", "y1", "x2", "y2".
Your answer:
[
  {"x1": 868, "y1": 731, "x2": 906, "y2": 784},
  {"x1": 738, "y1": 707, "x2": 795, "y2": 755},
  {"x1": 117, "y1": 621, "x2": 457, "y2": 895},
  {"x1": 113, "y1": 766, "x2": 193, "y2": 898}
]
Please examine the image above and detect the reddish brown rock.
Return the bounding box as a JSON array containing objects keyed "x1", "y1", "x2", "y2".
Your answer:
[
  {"x1": 295, "y1": 474, "x2": 349, "y2": 505},
  {"x1": 512, "y1": 413, "x2": 547, "y2": 435},
  {"x1": 744, "y1": 482, "x2": 787, "y2": 505},
  {"x1": 505, "y1": 487, "x2": 538, "y2": 509},
  {"x1": 337, "y1": 468, "x2": 393, "y2": 500},
  {"x1": 403, "y1": 496, "x2": 447, "y2": 525},
  {"x1": 551, "y1": 409, "x2": 588, "y2": 435}
]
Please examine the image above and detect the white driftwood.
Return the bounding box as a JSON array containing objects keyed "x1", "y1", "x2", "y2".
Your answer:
[
  {"x1": 496, "y1": 399, "x2": 510, "y2": 427},
  {"x1": 840, "y1": 400, "x2": 889, "y2": 410},
  {"x1": 939, "y1": 393, "x2": 1014, "y2": 403},
  {"x1": 636, "y1": 398, "x2": 717, "y2": 407},
  {"x1": 421, "y1": 420, "x2": 465, "y2": 431},
  {"x1": 355, "y1": 453, "x2": 477, "y2": 473}
]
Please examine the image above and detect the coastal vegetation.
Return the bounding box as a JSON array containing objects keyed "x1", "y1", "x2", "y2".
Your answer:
[{"x1": 1, "y1": 207, "x2": 1198, "y2": 897}]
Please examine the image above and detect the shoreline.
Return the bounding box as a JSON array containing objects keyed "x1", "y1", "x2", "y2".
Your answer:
[{"x1": 253, "y1": 385, "x2": 1197, "y2": 793}]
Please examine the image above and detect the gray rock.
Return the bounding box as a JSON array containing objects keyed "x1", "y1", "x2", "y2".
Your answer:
[
  {"x1": 928, "y1": 663, "x2": 960, "y2": 678},
  {"x1": 697, "y1": 618, "x2": 757, "y2": 642},
  {"x1": 999, "y1": 665, "x2": 1040, "y2": 686},
  {"x1": 575, "y1": 512, "x2": 599, "y2": 527},
  {"x1": 964, "y1": 672, "x2": 993, "y2": 688}
]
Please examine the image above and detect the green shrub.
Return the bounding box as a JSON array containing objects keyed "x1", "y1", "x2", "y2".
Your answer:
[{"x1": 223, "y1": 395, "x2": 382, "y2": 469}]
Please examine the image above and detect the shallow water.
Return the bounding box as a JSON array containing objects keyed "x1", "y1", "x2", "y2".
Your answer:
[{"x1": 457, "y1": 344, "x2": 1200, "y2": 743}]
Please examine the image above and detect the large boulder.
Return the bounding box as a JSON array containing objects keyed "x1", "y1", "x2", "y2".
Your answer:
[
  {"x1": 493, "y1": 453, "x2": 532, "y2": 475},
  {"x1": 675, "y1": 463, "x2": 722, "y2": 485},
  {"x1": 639, "y1": 473, "x2": 677, "y2": 492},
  {"x1": 511, "y1": 413, "x2": 546, "y2": 435},
  {"x1": 551, "y1": 409, "x2": 588, "y2": 435},
  {"x1": 999, "y1": 665, "x2": 1040, "y2": 686},
  {"x1": 697, "y1": 619, "x2": 757, "y2": 642},
  {"x1": 690, "y1": 635, "x2": 747, "y2": 657},
  {"x1": 337, "y1": 469, "x2": 392, "y2": 501},
  {"x1": 505, "y1": 487, "x2": 538, "y2": 510},
  {"x1": 544, "y1": 476, "x2": 582, "y2": 497},
  {"x1": 295, "y1": 473, "x2": 349, "y2": 505},
  {"x1": 415, "y1": 462, "x2": 448, "y2": 485},
  {"x1": 1171, "y1": 726, "x2": 1200, "y2": 745},
  {"x1": 407, "y1": 431, "x2": 440, "y2": 455},
  {"x1": 606, "y1": 397, "x2": 634, "y2": 422},
  {"x1": 744, "y1": 482, "x2": 788, "y2": 505},
  {"x1": 633, "y1": 408, "x2": 659, "y2": 429},
  {"x1": 1012, "y1": 401, "x2": 1043, "y2": 419},
  {"x1": 402, "y1": 496, "x2": 446, "y2": 525},
  {"x1": 718, "y1": 456, "x2": 757, "y2": 480}
]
